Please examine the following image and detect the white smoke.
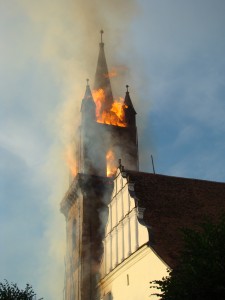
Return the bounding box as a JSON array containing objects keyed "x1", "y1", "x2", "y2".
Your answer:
[{"x1": 16, "y1": 0, "x2": 141, "y2": 299}]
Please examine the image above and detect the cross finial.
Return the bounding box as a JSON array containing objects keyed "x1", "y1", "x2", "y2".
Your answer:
[
  {"x1": 100, "y1": 29, "x2": 104, "y2": 43},
  {"x1": 86, "y1": 78, "x2": 89, "y2": 86},
  {"x1": 126, "y1": 84, "x2": 129, "y2": 92}
]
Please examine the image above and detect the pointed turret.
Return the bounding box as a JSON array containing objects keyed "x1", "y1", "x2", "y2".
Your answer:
[
  {"x1": 80, "y1": 79, "x2": 100, "y2": 175},
  {"x1": 94, "y1": 30, "x2": 113, "y2": 112},
  {"x1": 124, "y1": 85, "x2": 136, "y2": 127},
  {"x1": 81, "y1": 79, "x2": 96, "y2": 123}
]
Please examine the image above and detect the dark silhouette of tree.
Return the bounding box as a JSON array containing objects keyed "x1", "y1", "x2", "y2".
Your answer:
[
  {"x1": 0, "y1": 280, "x2": 43, "y2": 300},
  {"x1": 151, "y1": 216, "x2": 225, "y2": 300}
]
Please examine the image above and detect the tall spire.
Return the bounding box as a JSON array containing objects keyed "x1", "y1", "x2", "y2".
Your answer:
[
  {"x1": 94, "y1": 30, "x2": 113, "y2": 111},
  {"x1": 81, "y1": 79, "x2": 96, "y2": 122},
  {"x1": 124, "y1": 85, "x2": 136, "y2": 113},
  {"x1": 124, "y1": 85, "x2": 137, "y2": 127},
  {"x1": 83, "y1": 78, "x2": 92, "y2": 99}
]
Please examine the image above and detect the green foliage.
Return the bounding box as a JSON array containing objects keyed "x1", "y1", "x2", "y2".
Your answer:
[
  {"x1": 151, "y1": 216, "x2": 225, "y2": 300},
  {"x1": 0, "y1": 280, "x2": 43, "y2": 300}
]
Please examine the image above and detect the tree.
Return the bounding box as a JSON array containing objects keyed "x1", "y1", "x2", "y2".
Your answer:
[
  {"x1": 151, "y1": 216, "x2": 225, "y2": 300},
  {"x1": 0, "y1": 280, "x2": 43, "y2": 300}
]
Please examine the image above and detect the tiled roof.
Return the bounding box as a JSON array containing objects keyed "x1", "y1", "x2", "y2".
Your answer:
[{"x1": 124, "y1": 170, "x2": 225, "y2": 268}]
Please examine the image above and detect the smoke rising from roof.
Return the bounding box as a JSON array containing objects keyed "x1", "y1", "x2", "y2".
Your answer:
[{"x1": 17, "y1": 0, "x2": 140, "y2": 299}]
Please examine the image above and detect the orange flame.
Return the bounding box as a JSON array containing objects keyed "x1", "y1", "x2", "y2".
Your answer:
[
  {"x1": 106, "y1": 150, "x2": 117, "y2": 177},
  {"x1": 66, "y1": 145, "x2": 77, "y2": 177},
  {"x1": 104, "y1": 65, "x2": 128, "y2": 78},
  {"x1": 92, "y1": 89, "x2": 127, "y2": 127},
  {"x1": 92, "y1": 88, "x2": 105, "y2": 120},
  {"x1": 104, "y1": 69, "x2": 117, "y2": 78}
]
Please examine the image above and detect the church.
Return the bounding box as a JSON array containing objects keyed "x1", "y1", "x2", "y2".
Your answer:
[{"x1": 60, "y1": 32, "x2": 225, "y2": 300}]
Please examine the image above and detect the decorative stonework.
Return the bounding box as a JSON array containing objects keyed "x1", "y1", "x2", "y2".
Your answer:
[{"x1": 100, "y1": 170, "x2": 149, "y2": 279}]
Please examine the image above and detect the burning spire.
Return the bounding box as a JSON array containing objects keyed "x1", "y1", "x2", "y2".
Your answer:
[
  {"x1": 78, "y1": 33, "x2": 139, "y2": 178},
  {"x1": 94, "y1": 30, "x2": 114, "y2": 112},
  {"x1": 92, "y1": 31, "x2": 128, "y2": 128}
]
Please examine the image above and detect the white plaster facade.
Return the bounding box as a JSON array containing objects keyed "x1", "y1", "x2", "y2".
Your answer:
[{"x1": 98, "y1": 170, "x2": 168, "y2": 300}]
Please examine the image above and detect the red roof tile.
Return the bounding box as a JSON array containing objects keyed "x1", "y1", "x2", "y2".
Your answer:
[{"x1": 124, "y1": 170, "x2": 225, "y2": 268}]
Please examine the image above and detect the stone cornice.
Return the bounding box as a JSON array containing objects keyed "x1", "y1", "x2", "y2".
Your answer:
[
  {"x1": 60, "y1": 173, "x2": 113, "y2": 218},
  {"x1": 60, "y1": 175, "x2": 80, "y2": 217},
  {"x1": 119, "y1": 168, "x2": 150, "y2": 228}
]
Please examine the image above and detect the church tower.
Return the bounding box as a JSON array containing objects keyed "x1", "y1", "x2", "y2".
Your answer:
[{"x1": 61, "y1": 32, "x2": 139, "y2": 300}]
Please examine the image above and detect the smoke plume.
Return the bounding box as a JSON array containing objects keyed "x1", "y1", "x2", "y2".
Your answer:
[{"x1": 17, "y1": 0, "x2": 141, "y2": 299}]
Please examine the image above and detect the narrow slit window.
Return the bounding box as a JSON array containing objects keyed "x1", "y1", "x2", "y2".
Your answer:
[{"x1": 127, "y1": 274, "x2": 129, "y2": 286}]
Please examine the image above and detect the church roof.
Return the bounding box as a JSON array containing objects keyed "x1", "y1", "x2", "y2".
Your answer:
[{"x1": 123, "y1": 170, "x2": 225, "y2": 268}]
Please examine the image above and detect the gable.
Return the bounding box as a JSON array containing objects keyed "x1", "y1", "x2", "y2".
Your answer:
[{"x1": 100, "y1": 169, "x2": 149, "y2": 277}]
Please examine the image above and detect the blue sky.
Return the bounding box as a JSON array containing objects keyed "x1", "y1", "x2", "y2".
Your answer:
[{"x1": 1, "y1": 1, "x2": 225, "y2": 299}]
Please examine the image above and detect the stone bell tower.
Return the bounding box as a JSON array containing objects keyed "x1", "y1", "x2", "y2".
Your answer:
[{"x1": 61, "y1": 31, "x2": 139, "y2": 300}]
